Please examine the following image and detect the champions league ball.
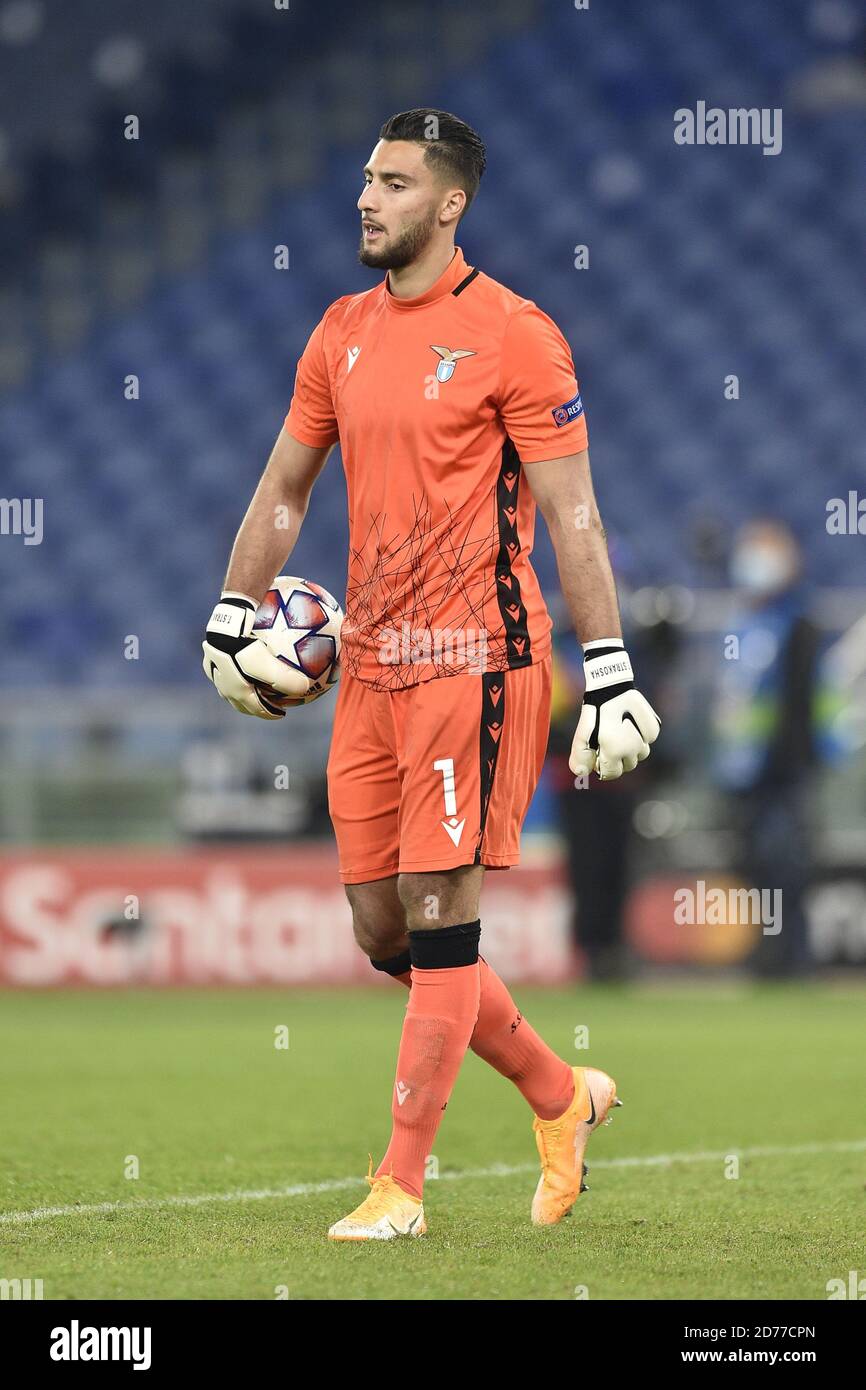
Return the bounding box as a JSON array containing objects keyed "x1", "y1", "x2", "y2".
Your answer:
[{"x1": 251, "y1": 575, "x2": 343, "y2": 707}]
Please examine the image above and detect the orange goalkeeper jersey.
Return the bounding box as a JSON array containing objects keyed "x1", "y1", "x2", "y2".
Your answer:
[{"x1": 284, "y1": 245, "x2": 588, "y2": 691}]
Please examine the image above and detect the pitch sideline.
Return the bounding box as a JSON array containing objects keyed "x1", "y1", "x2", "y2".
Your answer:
[{"x1": 2, "y1": 1138, "x2": 864, "y2": 1227}]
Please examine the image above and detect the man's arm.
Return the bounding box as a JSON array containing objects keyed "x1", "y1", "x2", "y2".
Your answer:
[
  {"x1": 523, "y1": 448, "x2": 620, "y2": 642},
  {"x1": 524, "y1": 447, "x2": 660, "y2": 779},
  {"x1": 201, "y1": 428, "x2": 333, "y2": 718},
  {"x1": 224, "y1": 427, "x2": 334, "y2": 602}
]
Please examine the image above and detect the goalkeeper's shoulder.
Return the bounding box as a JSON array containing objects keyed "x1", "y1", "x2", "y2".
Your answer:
[{"x1": 321, "y1": 283, "x2": 382, "y2": 329}]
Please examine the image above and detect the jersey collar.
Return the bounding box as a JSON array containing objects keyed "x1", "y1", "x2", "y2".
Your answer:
[{"x1": 383, "y1": 246, "x2": 472, "y2": 312}]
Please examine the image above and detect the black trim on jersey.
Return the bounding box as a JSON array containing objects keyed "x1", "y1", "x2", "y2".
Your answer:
[
  {"x1": 494, "y1": 437, "x2": 532, "y2": 670},
  {"x1": 474, "y1": 672, "x2": 506, "y2": 866},
  {"x1": 452, "y1": 267, "x2": 479, "y2": 297}
]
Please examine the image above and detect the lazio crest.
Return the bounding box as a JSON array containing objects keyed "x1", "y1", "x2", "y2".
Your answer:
[{"x1": 429, "y1": 344, "x2": 476, "y2": 383}]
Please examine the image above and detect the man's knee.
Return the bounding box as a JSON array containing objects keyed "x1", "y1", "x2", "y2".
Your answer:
[
  {"x1": 397, "y1": 865, "x2": 484, "y2": 931},
  {"x1": 344, "y1": 878, "x2": 407, "y2": 960}
]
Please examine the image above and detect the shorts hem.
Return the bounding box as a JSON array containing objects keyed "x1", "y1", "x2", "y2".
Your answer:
[
  {"x1": 338, "y1": 852, "x2": 518, "y2": 883},
  {"x1": 338, "y1": 862, "x2": 400, "y2": 885},
  {"x1": 396, "y1": 852, "x2": 518, "y2": 873}
]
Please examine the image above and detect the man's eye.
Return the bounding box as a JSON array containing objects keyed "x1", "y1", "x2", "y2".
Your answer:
[{"x1": 388, "y1": 183, "x2": 405, "y2": 192}]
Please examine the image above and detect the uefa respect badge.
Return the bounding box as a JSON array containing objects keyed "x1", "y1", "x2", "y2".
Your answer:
[{"x1": 552, "y1": 390, "x2": 584, "y2": 427}]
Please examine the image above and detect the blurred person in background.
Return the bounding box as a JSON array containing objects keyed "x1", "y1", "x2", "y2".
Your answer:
[
  {"x1": 548, "y1": 539, "x2": 680, "y2": 980},
  {"x1": 711, "y1": 520, "x2": 820, "y2": 977}
]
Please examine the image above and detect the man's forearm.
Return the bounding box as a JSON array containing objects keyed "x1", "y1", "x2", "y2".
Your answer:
[
  {"x1": 525, "y1": 451, "x2": 659, "y2": 779},
  {"x1": 223, "y1": 465, "x2": 305, "y2": 602},
  {"x1": 525, "y1": 450, "x2": 623, "y2": 645},
  {"x1": 547, "y1": 509, "x2": 622, "y2": 645}
]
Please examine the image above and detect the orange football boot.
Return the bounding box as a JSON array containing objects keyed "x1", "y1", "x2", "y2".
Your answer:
[
  {"x1": 531, "y1": 1066, "x2": 622, "y2": 1225},
  {"x1": 328, "y1": 1163, "x2": 427, "y2": 1242}
]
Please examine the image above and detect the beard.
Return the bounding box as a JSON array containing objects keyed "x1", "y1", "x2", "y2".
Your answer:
[{"x1": 358, "y1": 206, "x2": 438, "y2": 270}]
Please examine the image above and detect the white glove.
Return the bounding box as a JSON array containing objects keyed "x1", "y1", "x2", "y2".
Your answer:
[
  {"x1": 569, "y1": 638, "x2": 661, "y2": 781},
  {"x1": 201, "y1": 591, "x2": 310, "y2": 719}
]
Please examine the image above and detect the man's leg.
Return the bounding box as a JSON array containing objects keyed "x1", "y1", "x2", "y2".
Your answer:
[
  {"x1": 347, "y1": 872, "x2": 574, "y2": 1122},
  {"x1": 327, "y1": 660, "x2": 617, "y2": 1237},
  {"x1": 328, "y1": 865, "x2": 482, "y2": 1239},
  {"x1": 333, "y1": 869, "x2": 619, "y2": 1238},
  {"x1": 373, "y1": 864, "x2": 483, "y2": 1200}
]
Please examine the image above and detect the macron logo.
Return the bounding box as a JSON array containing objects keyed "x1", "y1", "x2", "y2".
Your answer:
[
  {"x1": 395, "y1": 1081, "x2": 410, "y2": 1107},
  {"x1": 347, "y1": 346, "x2": 361, "y2": 373},
  {"x1": 441, "y1": 816, "x2": 466, "y2": 847}
]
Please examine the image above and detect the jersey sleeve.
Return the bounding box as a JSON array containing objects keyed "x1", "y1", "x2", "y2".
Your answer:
[
  {"x1": 284, "y1": 309, "x2": 340, "y2": 448},
  {"x1": 497, "y1": 303, "x2": 589, "y2": 462}
]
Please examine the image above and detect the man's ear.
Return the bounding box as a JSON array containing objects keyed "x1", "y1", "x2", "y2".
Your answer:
[{"x1": 440, "y1": 187, "x2": 467, "y2": 227}]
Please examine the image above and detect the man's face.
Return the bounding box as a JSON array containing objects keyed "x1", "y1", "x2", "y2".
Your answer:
[{"x1": 357, "y1": 139, "x2": 451, "y2": 270}]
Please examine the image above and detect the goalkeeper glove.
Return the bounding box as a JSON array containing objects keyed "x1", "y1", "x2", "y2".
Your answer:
[
  {"x1": 202, "y1": 591, "x2": 310, "y2": 719},
  {"x1": 569, "y1": 638, "x2": 661, "y2": 781}
]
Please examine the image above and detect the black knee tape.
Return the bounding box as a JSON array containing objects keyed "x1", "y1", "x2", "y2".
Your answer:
[
  {"x1": 409, "y1": 919, "x2": 481, "y2": 970},
  {"x1": 370, "y1": 949, "x2": 412, "y2": 977}
]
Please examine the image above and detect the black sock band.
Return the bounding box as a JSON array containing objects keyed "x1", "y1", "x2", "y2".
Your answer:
[
  {"x1": 408, "y1": 919, "x2": 481, "y2": 970},
  {"x1": 370, "y1": 949, "x2": 412, "y2": 977}
]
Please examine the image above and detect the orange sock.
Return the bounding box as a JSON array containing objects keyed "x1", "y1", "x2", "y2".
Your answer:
[
  {"x1": 377, "y1": 953, "x2": 574, "y2": 1123},
  {"x1": 375, "y1": 923, "x2": 481, "y2": 1200},
  {"x1": 469, "y1": 958, "x2": 574, "y2": 1120}
]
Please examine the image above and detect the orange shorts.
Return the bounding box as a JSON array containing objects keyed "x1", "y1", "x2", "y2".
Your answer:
[{"x1": 327, "y1": 657, "x2": 552, "y2": 884}]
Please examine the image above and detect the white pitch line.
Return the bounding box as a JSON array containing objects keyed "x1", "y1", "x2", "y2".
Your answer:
[{"x1": 2, "y1": 1139, "x2": 864, "y2": 1227}]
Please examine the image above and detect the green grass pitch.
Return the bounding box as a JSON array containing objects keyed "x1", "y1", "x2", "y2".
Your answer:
[{"x1": 1, "y1": 983, "x2": 863, "y2": 1300}]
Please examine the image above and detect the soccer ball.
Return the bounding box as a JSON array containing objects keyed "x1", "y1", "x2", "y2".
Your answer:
[{"x1": 251, "y1": 575, "x2": 343, "y2": 707}]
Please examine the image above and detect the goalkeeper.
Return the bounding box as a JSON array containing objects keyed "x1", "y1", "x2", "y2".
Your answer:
[{"x1": 201, "y1": 107, "x2": 660, "y2": 1241}]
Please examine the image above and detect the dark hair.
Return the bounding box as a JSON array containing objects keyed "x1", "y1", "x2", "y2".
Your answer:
[{"x1": 378, "y1": 108, "x2": 486, "y2": 219}]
